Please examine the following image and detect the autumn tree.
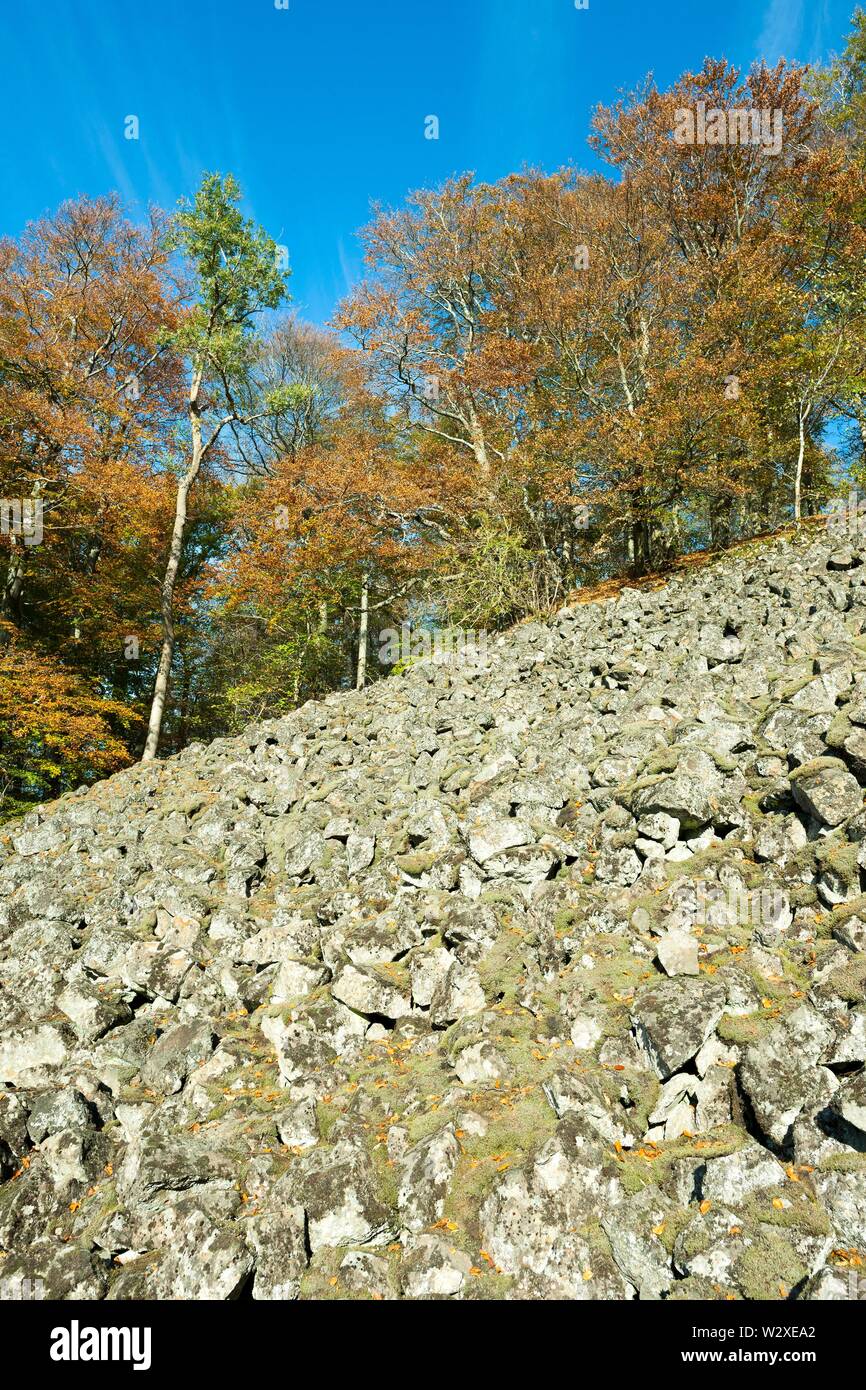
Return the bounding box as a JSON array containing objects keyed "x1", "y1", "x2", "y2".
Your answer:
[
  {"x1": 214, "y1": 375, "x2": 439, "y2": 717},
  {"x1": 0, "y1": 621, "x2": 133, "y2": 818},
  {"x1": 0, "y1": 195, "x2": 182, "y2": 645},
  {"x1": 589, "y1": 58, "x2": 866, "y2": 537},
  {"x1": 0, "y1": 196, "x2": 185, "y2": 807},
  {"x1": 810, "y1": 9, "x2": 866, "y2": 475},
  {"x1": 336, "y1": 176, "x2": 539, "y2": 499}
]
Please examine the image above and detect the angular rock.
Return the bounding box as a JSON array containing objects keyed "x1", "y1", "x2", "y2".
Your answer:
[
  {"x1": 331, "y1": 963, "x2": 412, "y2": 1020},
  {"x1": 631, "y1": 977, "x2": 726, "y2": 1079},
  {"x1": 656, "y1": 930, "x2": 699, "y2": 977},
  {"x1": 739, "y1": 1006, "x2": 835, "y2": 1148},
  {"x1": 791, "y1": 759, "x2": 863, "y2": 828}
]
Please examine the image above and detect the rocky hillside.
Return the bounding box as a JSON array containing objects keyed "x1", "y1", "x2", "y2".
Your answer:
[{"x1": 2, "y1": 525, "x2": 866, "y2": 1302}]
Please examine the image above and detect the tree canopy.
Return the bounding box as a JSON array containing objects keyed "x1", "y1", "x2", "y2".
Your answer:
[{"x1": 5, "y1": 24, "x2": 866, "y2": 815}]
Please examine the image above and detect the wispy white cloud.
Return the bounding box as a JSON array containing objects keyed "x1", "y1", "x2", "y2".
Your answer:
[
  {"x1": 93, "y1": 124, "x2": 140, "y2": 208},
  {"x1": 756, "y1": 0, "x2": 834, "y2": 65},
  {"x1": 757, "y1": 0, "x2": 805, "y2": 62},
  {"x1": 336, "y1": 237, "x2": 357, "y2": 300}
]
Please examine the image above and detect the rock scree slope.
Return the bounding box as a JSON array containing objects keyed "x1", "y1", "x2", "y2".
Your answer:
[{"x1": 2, "y1": 525, "x2": 866, "y2": 1302}]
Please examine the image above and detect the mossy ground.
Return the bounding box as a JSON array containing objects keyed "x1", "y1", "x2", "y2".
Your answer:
[
  {"x1": 616, "y1": 1124, "x2": 747, "y2": 1196},
  {"x1": 733, "y1": 1230, "x2": 808, "y2": 1300}
]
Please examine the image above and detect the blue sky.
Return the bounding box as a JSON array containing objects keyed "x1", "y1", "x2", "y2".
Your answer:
[{"x1": 0, "y1": 0, "x2": 857, "y2": 325}]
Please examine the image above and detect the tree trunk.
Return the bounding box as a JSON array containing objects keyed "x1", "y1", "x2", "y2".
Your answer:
[
  {"x1": 468, "y1": 409, "x2": 494, "y2": 501},
  {"x1": 2, "y1": 545, "x2": 24, "y2": 621},
  {"x1": 356, "y1": 573, "x2": 369, "y2": 689},
  {"x1": 794, "y1": 403, "x2": 809, "y2": 526},
  {"x1": 176, "y1": 646, "x2": 191, "y2": 751},
  {"x1": 1, "y1": 483, "x2": 42, "y2": 622},
  {"x1": 142, "y1": 372, "x2": 203, "y2": 761},
  {"x1": 631, "y1": 518, "x2": 651, "y2": 576},
  {"x1": 670, "y1": 504, "x2": 683, "y2": 556}
]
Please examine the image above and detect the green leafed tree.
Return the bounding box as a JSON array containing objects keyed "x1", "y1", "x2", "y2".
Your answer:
[{"x1": 142, "y1": 173, "x2": 291, "y2": 760}]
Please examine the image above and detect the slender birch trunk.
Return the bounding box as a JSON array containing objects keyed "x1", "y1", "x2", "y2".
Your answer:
[
  {"x1": 794, "y1": 400, "x2": 810, "y2": 526},
  {"x1": 356, "y1": 573, "x2": 369, "y2": 689},
  {"x1": 142, "y1": 369, "x2": 204, "y2": 761}
]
